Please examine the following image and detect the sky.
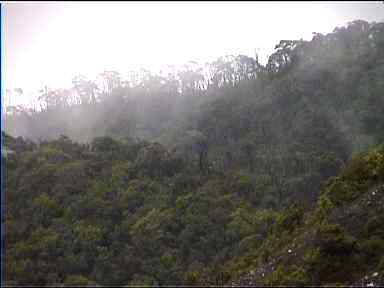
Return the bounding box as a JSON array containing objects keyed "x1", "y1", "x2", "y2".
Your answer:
[{"x1": 2, "y1": 1, "x2": 384, "y2": 108}]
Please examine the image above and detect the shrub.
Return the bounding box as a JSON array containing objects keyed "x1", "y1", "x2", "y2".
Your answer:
[
  {"x1": 274, "y1": 204, "x2": 304, "y2": 233},
  {"x1": 315, "y1": 224, "x2": 356, "y2": 256},
  {"x1": 379, "y1": 255, "x2": 384, "y2": 273},
  {"x1": 265, "y1": 264, "x2": 309, "y2": 286},
  {"x1": 64, "y1": 274, "x2": 91, "y2": 286},
  {"x1": 324, "y1": 177, "x2": 360, "y2": 206},
  {"x1": 360, "y1": 236, "x2": 384, "y2": 261},
  {"x1": 363, "y1": 215, "x2": 384, "y2": 238}
]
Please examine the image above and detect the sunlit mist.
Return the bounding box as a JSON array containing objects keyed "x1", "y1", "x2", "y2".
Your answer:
[{"x1": 3, "y1": 1, "x2": 384, "y2": 107}]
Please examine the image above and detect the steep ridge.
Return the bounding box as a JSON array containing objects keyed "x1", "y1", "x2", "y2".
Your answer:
[{"x1": 230, "y1": 146, "x2": 384, "y2": 286}]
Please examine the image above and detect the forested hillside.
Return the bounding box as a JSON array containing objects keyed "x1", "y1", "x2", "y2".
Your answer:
[{"x1": 3, "y1": 19, "x2": 384, "y2": 286}]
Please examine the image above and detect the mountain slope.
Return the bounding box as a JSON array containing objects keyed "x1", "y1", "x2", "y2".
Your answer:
[
  {"x1": 3, "y1": 19, "x2": 384, "y2": 286},
  {"x1": 230, "y1": 145, "x2": 384, "y2": 286}
]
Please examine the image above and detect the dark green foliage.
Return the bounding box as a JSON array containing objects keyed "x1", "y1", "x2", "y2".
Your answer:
[
  {"x1": 379, "y1": 256, "x2": 384, "y2": 273},
  {"x1": 314, "y1": 224, "x2": 356, "y2": 257},
  {"x1": 323, "y1": 146, "x2": 384, "y2": 206},
  {"x1": 265, "y1": 264, "x2": 310, "y2": 286},
  {"x1": 274, "y1": 204, "x2": 305, "y2": 233},
  {"x1": 363, "y1": 215, "x2": 384, "y2": 238},
  {"x1": 4, "y1": 133, "x2": 245, "y2": 285},
  {"x1": 360, "y1": 236, "x2": 384, "y2": 261},
  {"x1": 227, "y1": 143, "x2": 384, "y2": 286}
]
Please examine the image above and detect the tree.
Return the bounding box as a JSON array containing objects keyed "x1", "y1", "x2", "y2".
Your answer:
[
  {"x1": 72, "y1": 75, "x2": 99, "y2": 105},
  {"x1": 184, "y1": 130, "x2": 209, "y2": 173}
]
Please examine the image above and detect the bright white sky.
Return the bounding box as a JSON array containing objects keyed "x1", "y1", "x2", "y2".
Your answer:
[{"x1": 2, "y1": 1, "x2": 384, "y2": 107}]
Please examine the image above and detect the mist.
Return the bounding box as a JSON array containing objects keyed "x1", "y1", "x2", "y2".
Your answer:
[{"x1": 3, "y1": 2, "x2": 384, "y2": 107}]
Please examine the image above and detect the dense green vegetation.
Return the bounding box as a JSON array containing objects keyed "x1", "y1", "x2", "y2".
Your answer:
[
  {"x1": 231, "y1": 144, "x2": 384, "y2": 286},
  {"x1": 3, "y1": 20, "x2": 384, "y2": 286}
]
